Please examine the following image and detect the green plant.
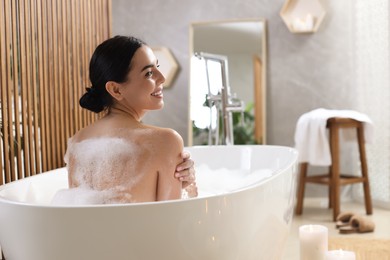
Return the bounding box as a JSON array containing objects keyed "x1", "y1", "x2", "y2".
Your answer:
[{"x1": 192, "y1": 101, "x2": 257, "y2": 145}]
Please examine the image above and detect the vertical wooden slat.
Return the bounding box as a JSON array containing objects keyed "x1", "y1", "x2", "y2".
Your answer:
[
  {"x1": 72, "y1": 0, "x2": 80, "y2": 132},
  {"x1": 4, "y1": 0, "x2": 15, "y2": 182},
  {"x1": 52, "y1": 0, "x2": 61, "y2": 167},
  {"x1": 89, "y1": 0, "x2": 95, "y2": 124},
  {"x1": 47, "y1": 0, "x2": 56, "y2": 168},
  {"x1": 11, "y1": 0, "x2": 23, "y2": 179},
  {"x1": 7, "y1": 0, "x2": 17, "y2": 181},
  {"x1": 88, "y1": 0, "x2": 94, "y2": 124},
  {"x1": 19, "y1": 0, "x2": 32, "y2": 177},
  {"x1": 52, "y1": 0, "x2": 59, "y2": 165},
  {"x1": 80, "y1": 0, "x2": 87, "y2": 128},
  {"x1": 44, "y1": 0, "x2": 53, "y2": 170},
  {"x1": 71, "y1": 0, "x2": 78, "y2": 130},
  {"x1": 61, "y1": 0, "x2": 70, "y2": 158},
  {"x1": 30, "y1": 0, "x2": 41, "y2": 175},
  {"x1": 75, "y1": 0, "x2": 81, "y2": 130},
  {"x1": 66, "y1": 0, "x2": 73, "y2": 137},
  {"x1": 107, "y1": 0, "x2": 112, "y2": 37},
  {"x1": 24, "y1": 0, "x2": 36, "y2": 176},
  {"x1": 0, "y1": 0, "x2": 4, "y2": 185},
  {"x1": 1, "y1": 0, "x2": 111, "y2": 183},
  {"x1": 0, "y1": 0, "x2": 8, "y2": 185},
  {"x1": 77, "y1": 0, "x2": 82, "y2": 132},
  {"x1": 37, "y1": 0, "x2": 48, "y2": 172},
  {"x1": 98, "y1": 0, "x2": 103, "y2": 40},
  {"x1": 26, "y1": 0, "x2": 35, "y2": 175},
  {"x1": 56, "y1": 0, "x2": 64, "y2": 163},
  {"x1": 8, "y1": 0, "x2": 17, "y2": 181},
  {"x1": 81, "y1": 0, "x2": 87, "y2": 127}
]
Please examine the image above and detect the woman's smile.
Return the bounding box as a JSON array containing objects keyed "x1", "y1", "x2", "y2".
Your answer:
[{"x1": 151, "y1": 89, "x2": 163, "y2": 98}]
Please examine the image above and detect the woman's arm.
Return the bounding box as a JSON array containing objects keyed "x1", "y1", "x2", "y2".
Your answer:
[{"x1": 155, "y1": 129, "x2": 184, "y2": 201}]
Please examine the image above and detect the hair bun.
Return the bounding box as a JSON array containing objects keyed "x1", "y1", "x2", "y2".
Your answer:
[
  {"x1": 86, "y1": 87, "x2": 98, "y2": 96},
  {"x1": 79, "y1": 87, "x2": 105, "y2": 113}
]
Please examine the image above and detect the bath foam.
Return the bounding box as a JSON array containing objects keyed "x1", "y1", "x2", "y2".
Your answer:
[
  {"x1": 67, "y1": 137, "x2": 143, "y2": 186},
  {"x1": 51, "y1": 186, "x2": 124, "y2": 205},
  {"x1": 58, "y1": 137, "x2": 151, "y2": 204},
  {"x1": 195, "y1": 164, "x2": 273, "y2": 197}
]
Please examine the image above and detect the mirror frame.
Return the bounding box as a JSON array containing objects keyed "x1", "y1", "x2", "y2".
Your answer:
[{"x1": 188, "y1": 18, "x2": 267, "y2": 146}]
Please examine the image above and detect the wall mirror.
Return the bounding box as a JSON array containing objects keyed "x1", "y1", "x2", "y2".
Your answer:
[{"x1": 189, "y1": 18, "x2": 267, "y2": 146}]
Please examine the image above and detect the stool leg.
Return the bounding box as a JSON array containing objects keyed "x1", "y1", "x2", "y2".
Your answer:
[
  {"x1": 329, "y1": 124, "x2": 341, "y2": 221},
  {"x1": 357, "y1": 126, "x2": 373, "y2": 215},
  {"x1": 296, "y1": 162, "x2": 308, "y2": 215},
  {"x1": 328, "y1": 165, "x2": 333, "y2": 209}
]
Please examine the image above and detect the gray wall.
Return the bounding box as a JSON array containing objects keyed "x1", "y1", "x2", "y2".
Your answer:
[{"x1": 112, "y1": 0, "x2": 355, "y2": 147}]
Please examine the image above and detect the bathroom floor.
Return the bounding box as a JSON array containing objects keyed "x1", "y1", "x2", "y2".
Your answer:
[{"x1": 283, "y1": 198, "x2": 390, "y2": 259}]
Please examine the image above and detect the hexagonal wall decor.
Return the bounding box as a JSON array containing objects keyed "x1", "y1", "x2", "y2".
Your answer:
[
  {"x1": 152, "y1": 47, "x2": 180, "y2": 88},
  {"x1": 280, "y1": 0, "x2": 326, "y2": 33}
]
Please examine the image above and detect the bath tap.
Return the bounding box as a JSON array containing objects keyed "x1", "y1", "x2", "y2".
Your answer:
[
  {"x1": 226, "y1": 93, "x2": 246, "y2": 126},
  {"x1": 194, "y1": 52, "x2": 246, "y2": 145}
]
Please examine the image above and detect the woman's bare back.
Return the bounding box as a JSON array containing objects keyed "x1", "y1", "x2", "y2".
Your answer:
[{"x1": 61, "y1": 116, "x2": 184, "y2": 204}]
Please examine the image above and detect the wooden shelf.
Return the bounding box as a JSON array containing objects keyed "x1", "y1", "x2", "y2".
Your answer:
[
  {"x1": 280, "y1": 0, "x2": 326, "y2": 33},
  {"x1": 151, "y1": 47, "x2": 180, "y2": 88}
]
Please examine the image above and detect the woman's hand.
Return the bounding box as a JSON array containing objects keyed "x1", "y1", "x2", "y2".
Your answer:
[
  {"x1": 175, "y1": 151, "x2": 196, "y2": 189},
  {"x1": 184, "y1": 182, "x2": 198, "y2": 198}
]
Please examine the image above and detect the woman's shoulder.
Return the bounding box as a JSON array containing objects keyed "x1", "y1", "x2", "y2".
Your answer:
[
  {"x1": 139, "y1": 125, "x2": 183, "y2": 152},
  {"x1": 66, "y1": 124, "x2": 183, "y2": 154},
  {"x1": 146, "y1": 125, "x2": 182, "y2": 142}
]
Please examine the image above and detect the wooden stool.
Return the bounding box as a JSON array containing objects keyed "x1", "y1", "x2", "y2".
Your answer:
[{"x1": 295, "y1": 117, "x2": 373, "y2": 221}]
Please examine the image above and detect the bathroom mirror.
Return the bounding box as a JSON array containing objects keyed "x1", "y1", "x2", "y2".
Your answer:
[{"x1": 189, "y1": 18, "x2": 267, "y2": 145}]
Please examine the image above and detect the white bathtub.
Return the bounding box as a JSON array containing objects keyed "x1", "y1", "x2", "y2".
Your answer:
[{"x1": 0, "y1": 145, "x2": 298, "y2": 260}]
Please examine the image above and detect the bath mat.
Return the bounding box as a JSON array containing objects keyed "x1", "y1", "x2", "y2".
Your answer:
[{"x1": 329, "y1": 237, "x2": 390, "y2": 260}]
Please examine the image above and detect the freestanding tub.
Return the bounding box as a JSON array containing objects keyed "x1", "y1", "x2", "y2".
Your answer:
[{"x1": 0, "y1": 145, "x2": 298, "y2": 260}]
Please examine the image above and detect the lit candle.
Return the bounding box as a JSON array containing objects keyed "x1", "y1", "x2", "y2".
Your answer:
[
  {"x1": 325, "y1": 249, "x2": 356, "y2": 260},
  {"x1": 299, "y1": 225, "x2": 328, "y2": 260},
  {"x1": 305, "y1": 14, "x2": 314, "y2": 31},
  {"x1": 291, "y1": 14, "x2": 315, "y2": 32}
]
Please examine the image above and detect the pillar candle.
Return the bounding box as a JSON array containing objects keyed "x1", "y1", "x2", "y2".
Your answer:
[
  {"x1": 299, "y1": 224, "x2": 328, "y2": 260},
  {"x1": 325, "y1": 249, "x2": 356, "y2": 260}
]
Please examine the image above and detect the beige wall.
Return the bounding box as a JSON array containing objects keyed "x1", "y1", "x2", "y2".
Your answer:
[{"x1": 111, "y1": 0, "x2": 355, "y2": 147}]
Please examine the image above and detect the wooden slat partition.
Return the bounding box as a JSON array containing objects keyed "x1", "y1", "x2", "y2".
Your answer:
[{"x1": 0, "y1": 0, "x2": 112, "y2": 185}]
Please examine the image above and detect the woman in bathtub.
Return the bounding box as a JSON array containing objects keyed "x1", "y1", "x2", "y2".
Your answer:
[{"x1": 55, "y1": 36, "x2": 196, "y2": 204}]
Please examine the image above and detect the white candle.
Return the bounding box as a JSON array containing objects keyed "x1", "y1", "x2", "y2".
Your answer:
[
  {"x1": 299, "y1": 225, "x2": 328, "y2": 260},
  {"x1": 291, "y1": 14, "x2": 315, "y2": 32},
  {"x1": 325, "y1": 249, "x2": 356, "y2": 260}
]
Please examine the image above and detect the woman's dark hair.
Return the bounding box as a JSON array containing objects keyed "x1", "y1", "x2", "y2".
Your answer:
[{"x1": 79, "y1": 35, "x2": 145, "y2": 113}]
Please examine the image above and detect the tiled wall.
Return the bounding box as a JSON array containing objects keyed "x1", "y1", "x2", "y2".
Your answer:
[{"x1": 353, "y1": 0, "x2": 390, "y2": 207}]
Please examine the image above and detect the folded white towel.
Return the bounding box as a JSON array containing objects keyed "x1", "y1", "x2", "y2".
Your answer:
[{"x1": 294, "y1": 108, "x2": 374, "y2": 166}]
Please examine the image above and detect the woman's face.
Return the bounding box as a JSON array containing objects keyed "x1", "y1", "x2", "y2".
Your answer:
[{"x1": 118, "y1": 45, "x2": 166, "y2": 116}]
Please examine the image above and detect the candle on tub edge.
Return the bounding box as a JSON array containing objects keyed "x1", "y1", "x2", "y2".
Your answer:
[
  {"x1": 299, "y1": 224, "x2": 328, "y2": 260},
  {"x1": 325, "y1": 249, "x2": 356, "y2": 260}
]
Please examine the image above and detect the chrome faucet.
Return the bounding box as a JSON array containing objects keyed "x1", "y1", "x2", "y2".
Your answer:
[{"x1": 194, "y1": 52, "x2": 245, "y2": 145}]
